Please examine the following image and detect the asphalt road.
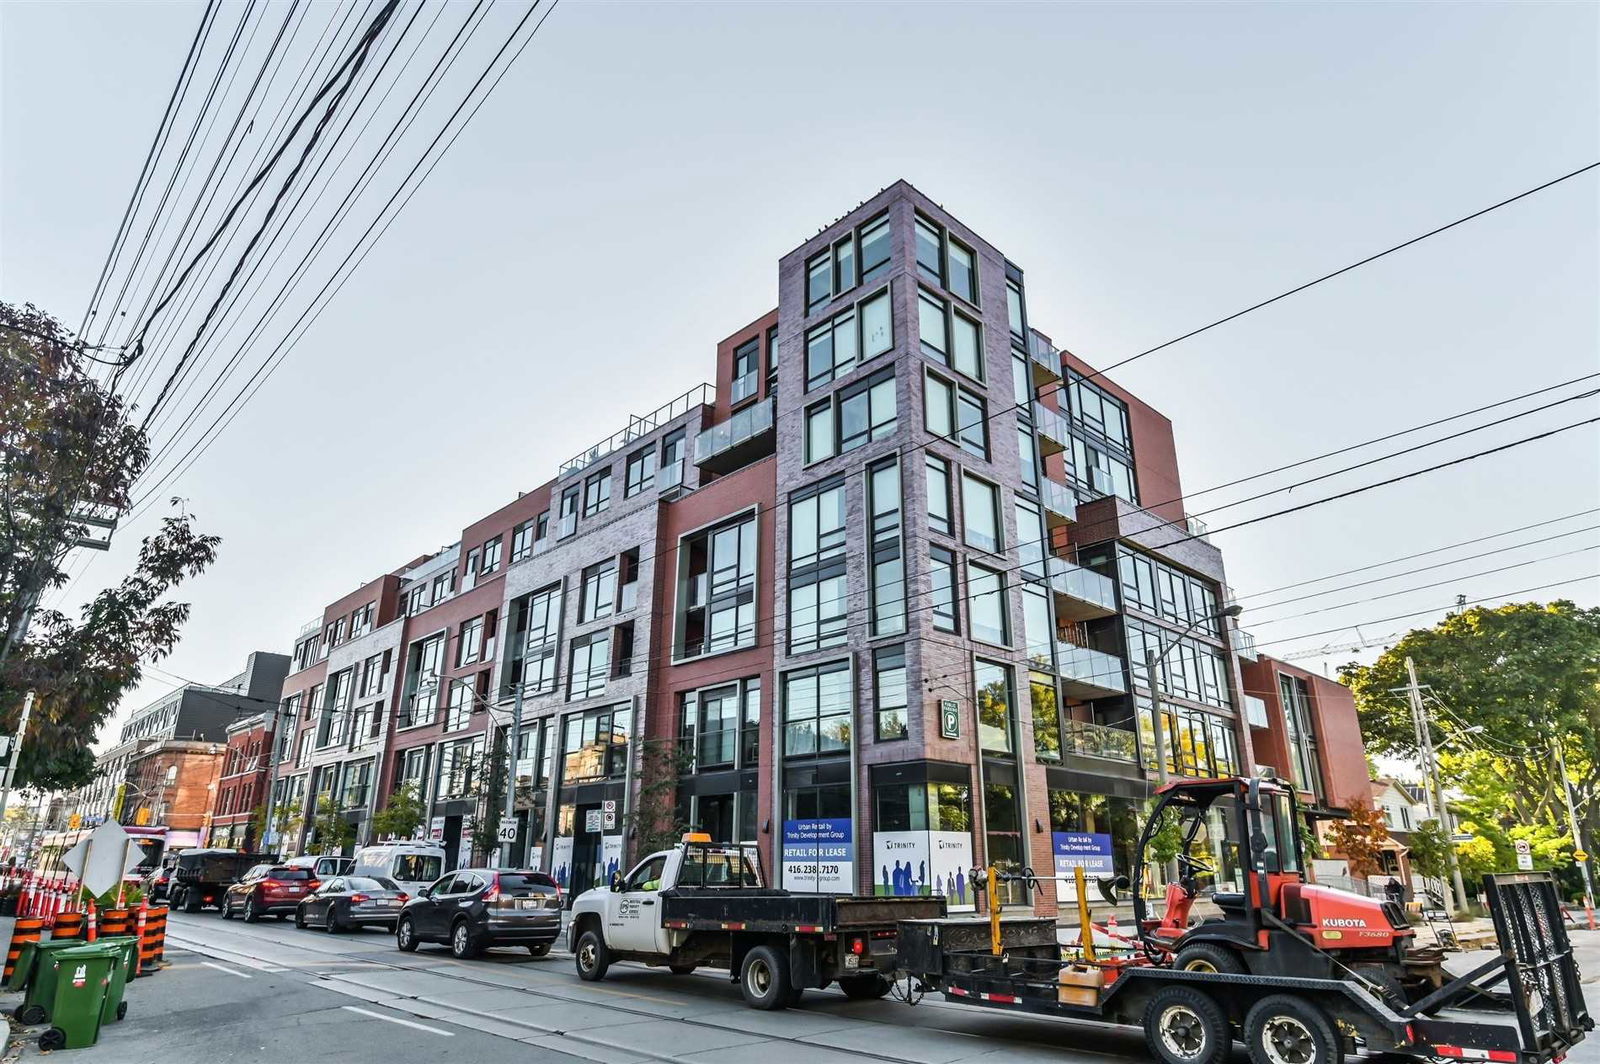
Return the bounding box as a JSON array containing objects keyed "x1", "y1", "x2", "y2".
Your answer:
[{"x1": 6, "y1": 912, "x2": 1599, "y2": 1064}]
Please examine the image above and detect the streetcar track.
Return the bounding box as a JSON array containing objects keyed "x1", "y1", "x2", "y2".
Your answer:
[{"x1": 165, "y1": 917, "x2": 1137, "y2": 1062}]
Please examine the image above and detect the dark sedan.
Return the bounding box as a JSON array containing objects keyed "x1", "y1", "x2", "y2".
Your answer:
[
  {"x1": 395, "y1": 869, "x2": 561, "y2": 959},
  {"x1": 295, "y1": 876, "x2": 408, "y2": 933}
]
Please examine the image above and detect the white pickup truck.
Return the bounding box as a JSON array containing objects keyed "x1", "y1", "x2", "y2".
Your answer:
[{"x1": 567, "y1": 834, "x2": 944, "y2": 1009}]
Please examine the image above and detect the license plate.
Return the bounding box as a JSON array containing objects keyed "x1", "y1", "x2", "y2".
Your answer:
[
  {"x1": 287, "y1": 887, "x2": 302, "y2": 893},
  {"x1": 517, "y1": 898, "x2": 537, "y2": 909}
]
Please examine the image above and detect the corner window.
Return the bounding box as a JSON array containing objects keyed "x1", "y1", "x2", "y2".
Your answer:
[
  {"x1": 1006, "y1": 280, "x2": 1025, "y2": 338},
  {"x1": 677, "y1": 512, "x2": 757, "y2": 658},
  {"x1": 731, "y1": 338, "x2": 761, "y2": 404},
  {"x1": 783, "y1": 661, "x2": 851, "y2": 758},
  {"x1": 975, "y1": 659, "x2": 1014, "y2": 755},
  {"x1": 925, "y1": 456, "x2": 952, "y2": 537},
  {"x1": 868, "y1": 459, "x2": 905, "y2": 636},
  {"x1": 858, "y1": 214, "x2": 891, "y2": 283},
  {"x1": 875, "y1": 647, "x2": 908, "y2": 741},
  {"x1": 915, "y1": 217, "x2": 942, "y2": 285}
]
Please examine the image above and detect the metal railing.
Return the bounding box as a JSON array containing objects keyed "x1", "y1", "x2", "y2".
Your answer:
[
  {"x1": 1032, "y1": 401, "x2": 1071, "y2": 451},
  {"x1": 1232, "y1": 627, "x2": 1259, "y2": 661},
  {"x1": 1047, "y1": 557, "x2": 1117, "y2": 611},
  {"x1": 694, "y1": 395, "x2": 775, "y2": 464},
  {"x1": 558, "y1": 382, "x2": 714, "y2": 478},
  {"x1": 1186, "y1": 515, "x2": 1210, "y2": 542},
  {"x1": 1064, "y1": 720, "x2": 1138, "y2": 761}
]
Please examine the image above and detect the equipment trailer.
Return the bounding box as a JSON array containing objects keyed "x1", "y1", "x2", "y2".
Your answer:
[{"x1": 897, "y1": 777, "x2": 1590, "y2": 1064}]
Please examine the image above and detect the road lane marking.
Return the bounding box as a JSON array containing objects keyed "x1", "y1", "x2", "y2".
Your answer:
[
  {"x1": 342, "y1": 1005, "x2": 454, "y2": 1036},
  {"x1": 201, "y1": 961, "x2": 251, "y2": 979}
]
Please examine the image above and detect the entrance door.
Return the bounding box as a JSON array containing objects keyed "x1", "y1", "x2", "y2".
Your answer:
[
  {"x1": 443, "y1": 816, "x2": 463, "y2": 869},
  {"x1": 695, "y1": 795, "x2": 735, "y2": 844},
  {"x1": 571, "y1": 805, "x2": 600, "y2": 892}
]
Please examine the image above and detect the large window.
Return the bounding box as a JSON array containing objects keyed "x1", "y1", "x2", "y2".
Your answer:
[
  {"x1": 930, "y1": 547, "x2": 959, "y2": 632},
  {"x1": 1126, "y1": 619, "x2": 1226, "y2": 709},
  {"x1": 915, "y1": 214, "x2": 978, "y2": 304},
  {"x1": 567, "y1": 632, "x2": 610, "y2": 701},
  {"x1": 919, "y1": 291, "x2": 982, "y2": 381},
  {"x1": 868, "y1": 459, "x2": 905, "y2": 636},
  {"x1": 579, "y1": 559, "x2": 618, "y2": 623},
  {"x1": 358, "y1": 651, "x2": 389, "y2": 698},
  {"x1": 624, "y1": 447, "x2": 656, "y2": 497},
  {"x1": 1117, "y1": 549, "x2": 1221, "y2": 632},
  {"x1": 924, "y1": 372, "x2": 987, "y2": 459},
  {"x1": 439, "y1": 736, "x2": 485, "y2": 799},
  {"x1": 806, "y1": 288, "x2": 892, "y2": 390},
  {"x1": 967, "y1": 563, "x2": 1008, "y2": 646},
  {"x1": 875, "y1": 647, "x2": 907, "y2": 741},
  {"x1": 511, "y1": 520, "x2": 535, "y2": 563},
  {"x1": 679, "y1": 512, "x2": 757, "y2": 658},
  {"x1": 562, "y1": 706, "x2": 630, "y2": 783},
  {"x1": 783, "y1": 661, "x2": 851, "y2": 759},
  {"x1": 444, "y1": 680, "x2": 472, "y2": 732},
  {"x1": 1030, "y1": 673, "x2": 1061, "y2": 761},
  {"x1": 583, "y1": 468, "x2": 612, "y2": 517},
  {"x1": 789, "y1": 478, "x2": 848, "y2": 655},
  {"x1": 481, "y1": 536, "x2": 502, "y2": 575},
  {"x1": 805, "y1": 369, "x2": 897, "y2": 462},
  {"x1": 1138, "y1": 696, "x2": 1240, "y2": 781},
  {"x1": 807, "y1": 214, "x2": 890, "y2": 310},
  {"x1": 925, "y1": 456, "x2": 952, "y2": 536},
  {"x1": 506, "y1": 583, "x2": 561, "y2": 696},
  {"x1": 974, "y1": 659, "x2": 1013, "y2": 755},
  {"x1": 317, "y1": 668, "x2": 352, "y2": 747},
  {"x1": 961, "y1": 474, "x2": 1002, "y2": 553},
  {"x1": 680, "y1": 679, "x2": 761, "y2": 771},
  {"x1": 400, "y1": 634, "x2": 445, "y2": 728},
  {"x1": 731, "y1": 338, "x2": 761, "y2": 404},
  {"x1": 1279, "y1": 674, "x2": 1322, "y2": 797},
  {"x1": 456, "y1": 616, "x2": 485, "y2": 666}
]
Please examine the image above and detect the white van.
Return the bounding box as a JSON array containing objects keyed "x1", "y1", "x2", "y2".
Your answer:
[{"x1": 352, "y1": 842, "x2": 447, "y2": 896}]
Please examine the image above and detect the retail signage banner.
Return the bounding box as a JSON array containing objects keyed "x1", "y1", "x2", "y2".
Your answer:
[
  {"x1": 550, "y1": 837, "x2": 574, "y2": 891},
  {"x1": 782, "y1": 818, "x2": 853, "y2": 894},
  {"x1": 871, "y1": 830, "x2": 974, "y2": 911},
  {"x1": 1052, "y1": 831, "x2": 1115, "y2": 878},
  {"x1": 597, "y1": 834, "x2": 625, "y2": 891}
]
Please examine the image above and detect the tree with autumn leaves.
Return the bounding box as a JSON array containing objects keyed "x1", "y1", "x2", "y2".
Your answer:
[{"x1": 1, "y1": 302, "x2": 219, "y2": 789}]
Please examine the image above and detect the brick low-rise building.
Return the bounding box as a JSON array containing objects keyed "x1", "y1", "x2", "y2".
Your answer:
[{"x1": 250, "y1": 181, "x2": 1373, "y2": 915}]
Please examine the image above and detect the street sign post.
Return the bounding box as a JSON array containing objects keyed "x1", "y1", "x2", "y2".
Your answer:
[
  {"x1": 62, "y1": 821, "x2": 143, "y2": 897},
  {"x1": 497, "y1": 824, "x2": 517, "y2": 843}
]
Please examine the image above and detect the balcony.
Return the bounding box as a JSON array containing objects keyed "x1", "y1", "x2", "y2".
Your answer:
[
  {"x1": 1027, "y1": 330, "x2": 1064, "y2": 386},
  {"x1": 558, "y1": 383, "x2": 714, "y2": 479},
  {"x1": 1040, "y1": 478, "x2": 1077, "y2": 529},
  {"x1": 1064, "y1": 720, "x2": 1138, "y2": 762},
  {"x1": 1244, "y1": 694, "x2": 1269, "y2": 729},
  {"x1": 694, "y1": 396, "x2": 775, "y2": 474},
  {"x1": 558, "y1": 513, "x2": 577, "y2": 539},
  {"x1": 1186, "y1": 515, "x2": 1211, "y2": 543},
  {"x1": 659, "y1": 458, "x2": 685, "y2": 493},
  {"x1": 1056, "y1": 642, "x2": 1128, "y2": 699},
  {"x1": 1032, "y1": 401, "x2": 1071, "y2": 457},
  {"x1": 1048, "y1": 557, "x2": 1118, "y2": 622},
  {"x1": 1232, "y1": 627, "x2": 1259, "y2": 662}
]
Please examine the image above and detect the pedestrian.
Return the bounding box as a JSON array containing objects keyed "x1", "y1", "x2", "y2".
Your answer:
[{"x1": 1384, "y1": 876, "x2": 1404, "y2": 905}]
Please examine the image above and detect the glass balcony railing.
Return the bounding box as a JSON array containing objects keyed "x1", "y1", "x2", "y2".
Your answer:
[
  {"x1": 1027, "y1": 330, "x2": 1064, "y2": 382},
  {"x1": 558, "y1": 513, "x2": 577, "y2": 539},
  {"x1": 730, "y1": 372, "x2": 759, "y2": 405},
  {"x1": 694, "y1": 396, "x2": 775, "y2": 467},
  {"x1": 1040, "y1": 478, "x2": 1077, "y2": 526},
  {"x1": 1032, "y1": 401, "x2": 1070, "y2": 455},
  {"x1": 1232, "y1": 627, "x2": 1259, "y2": 662},
  {"x1": 1064, "y1": 720, "x2": 1138, "y2": 762},
  {"x1": 1056, "y1": 642, "x2": 1127, "y2": 695},
  {"x1": 659, "y1": 459, "x2": 684, "y2": 491},
  {"x1": 1186, "y1": 515, "x2": 1211, "y2": 542},
  {"x1": 1047, "y1": 557, "x2": 1118, "y2": 618}
]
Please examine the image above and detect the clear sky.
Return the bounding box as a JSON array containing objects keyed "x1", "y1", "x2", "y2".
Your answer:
[{"x1": 3, "y1": 0, "x2": 1596, "y2": 742}]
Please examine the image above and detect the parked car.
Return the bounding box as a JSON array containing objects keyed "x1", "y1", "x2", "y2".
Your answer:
[
  {"x1": 221, "y1": 864, "x2": 313, "y2": 922},
  {"x1": 295, "y1": 876, "x2": 407, "y2": 933},
  {"x1": 282, "y1": 854, "x2": 354, "y2": 889},
  {"x1": 353, "y1": 842, "x2": 446, "y2": 898},
  {"x1": 395, "y1": 869, "x2": 561, "y2": 959}
]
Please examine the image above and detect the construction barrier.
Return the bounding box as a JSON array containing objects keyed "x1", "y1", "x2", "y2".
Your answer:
[
  {"x1": 52, "y1": 911, "x2": 84, "y2": 941},
  {"x1": 138, "y1": 905, "x2": 168, "y2": 974},
  {"x1": 132, "y1": 902, "x2": 148, "y2": 978},
  {"x1": 3, "y1": 916, "x2": 44, "y2": 982},
  {"x1": 101, "y1": 908, "x2": 131, "y2": 937}
]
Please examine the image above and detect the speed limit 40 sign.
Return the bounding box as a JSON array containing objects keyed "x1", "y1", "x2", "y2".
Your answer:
[{"x1": 497, "y1": 824, "x2": 517, "y2": 843}]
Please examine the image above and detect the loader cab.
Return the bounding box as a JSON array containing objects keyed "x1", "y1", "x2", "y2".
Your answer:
[{"x1": 1132, "y1": 776, "x2": 1307, "y2": 956}]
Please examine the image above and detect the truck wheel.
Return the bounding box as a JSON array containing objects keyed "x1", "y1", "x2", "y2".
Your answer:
[
  {"x1": 1244, "y1": 995, "x2": 1343, "y2": 1064},
  {"x1": 739, "y1": 945, "x2": 792, "y2": 1011},
  {"x1": 222, "y1": 897, "x2": 235, "y2": 921},
  {"x1": 575, "y1": 930, "x2": 610, "y2": 981},
  {"x1": 1143, "y1": 984, "x2": 1230, "y2": 1064},
  {"x1": 396, "y1": 917, "x2": 419, "y2": 953},
  {"x1": 1174, "y1": 943, "x2": 1246, "y2": 974},
  {"x1": 185, "y1": 890, "x2": 203, "y2": 914},
  {"x1": 839, "y1": 974, "x2": 892, "y2": 1000},
  {"x1": 169, "y1": 886, "x2": 185, "y2": 910},
  {"x1": 668, "y1": 964, "x2": 696, "y2": 975}
]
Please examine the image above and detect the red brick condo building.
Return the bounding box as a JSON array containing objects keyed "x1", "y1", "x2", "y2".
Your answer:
[{"x1": 260, "y1": 182, "x2": 1370, "y2": 914}]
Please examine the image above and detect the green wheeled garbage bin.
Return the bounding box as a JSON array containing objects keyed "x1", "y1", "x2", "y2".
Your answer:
[
  {"x1": 96, "y1": 936, "x2": 137, "y2": 1023},
  {"x1": 13, "y1": 939, "x2": 99, "y2": 1022},
  {"x1": 36, "y1": 944, "x2": 116, "y2": 1051}
]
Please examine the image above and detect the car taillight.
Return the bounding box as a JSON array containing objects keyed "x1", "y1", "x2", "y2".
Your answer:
[
  {"x1": 308, "y1": 879, "x2": 320, "y2": 892},
  {"x1": 396, "y1": 893, "x2": 409, "y2": 904},
  {"x1": 483, "y1": 883, "x2": 500, "y2": 903},
  {"x1": 849, "y1": 937, "x2": 865, "y2": 956},
  {"x1": 350, "y1": 893, "x2": 370, "y2": 904}
]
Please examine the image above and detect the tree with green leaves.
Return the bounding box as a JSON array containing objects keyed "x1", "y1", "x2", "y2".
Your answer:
[
  {"x1": 630, "y1": 738, "x2": 693, "y2": 857},
  {"x1": 370, "y1": 782, "x2": 425, "y2": 841},
  {"x1": 308, "y1": 796, "x2": 352, "y2": 854},
  {"x1": 1408, "y1": 818, "x2": 1452, "y2": 886},
  {"x1": 1, "y1": 302, "x2": 219, "y2": 789},
  {"x1": 1341, "y1": 601, "x2": 1600, "y2": 857}
]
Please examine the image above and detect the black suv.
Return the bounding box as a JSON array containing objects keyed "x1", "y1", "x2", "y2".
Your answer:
[{"x1": 395, "y1": 869, "x2": 561, "y2": 959}]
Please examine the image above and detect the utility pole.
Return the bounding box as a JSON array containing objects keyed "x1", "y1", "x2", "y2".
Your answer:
[
  {"x1": 1405, "y1": 657, "x2": 1469, "y2": 914},
  {"x1": 499, "y1": 682, "x2": 525, "y2": 867},
  {"x1": 0, "y1": 691, "x2": 36, "y2": 822},
  {"x1": 1553, "y1": 737, "x2": 1595, "y2": 929}
]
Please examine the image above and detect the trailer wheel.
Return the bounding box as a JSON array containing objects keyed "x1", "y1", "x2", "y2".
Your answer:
[
  {"x1": 1143, "y1": 985, "x2": 1230, "y2": 1064},
  {"x1": 1244, "y1": 995, "x2": 1343, "y2": 1064},
  {"x1": 1174, "y1": 943, "x2": 1246, "y2": 974},
  {"x1": 739, "y1": 945, "x2": 792, "y2": 1010},
  {"x1": 575, "y1": 930, "x2": 610, "y2": 982},
  {"x1": 839, "y1": 974, "x2": 892, "y2": 1000}
]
